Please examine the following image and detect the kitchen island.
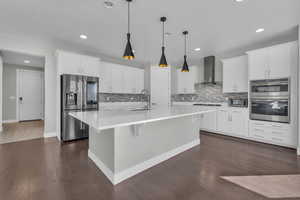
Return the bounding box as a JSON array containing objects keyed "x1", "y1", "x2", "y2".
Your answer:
[{"x1": 70, "y1": 106, "x2": 218, "y2": 185}]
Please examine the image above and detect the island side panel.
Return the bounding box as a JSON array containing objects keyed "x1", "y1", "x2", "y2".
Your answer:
[
  {"x1": 113, "y1": 116, "x2": 200, "y2": 182},
  {"x1": 88, "y1": 127, "x2": 115, "y2": 175}
]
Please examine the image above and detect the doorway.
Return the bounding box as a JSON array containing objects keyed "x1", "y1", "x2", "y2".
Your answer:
[{"x1": 0, "y1": 50, "x2": 45, "y2": 144}]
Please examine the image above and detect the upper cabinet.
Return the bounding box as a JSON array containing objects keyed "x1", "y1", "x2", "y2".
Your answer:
[
  {"x1": 99, "y1": 62, "x2": 144, "y2": 94},
  {"x1": 247, "y1": 41, "x2": 297, "y2": 80},
  {"x1": 177, "y1": 66, "x2": 199, "y2": 94},
  {"x1": 222, "y1": 55, "x2": 248, "y2": 93},
  {"x1": 56, "y1": 50, "x2": 101, "y2": 77}
]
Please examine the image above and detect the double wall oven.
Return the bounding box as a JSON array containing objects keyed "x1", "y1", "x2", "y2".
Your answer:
[{"x1": 250, "y1": 78, "x2": 290, "y2": 123}]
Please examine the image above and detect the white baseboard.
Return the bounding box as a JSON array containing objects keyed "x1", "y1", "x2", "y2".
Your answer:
[
  {"x1": 88, "y1": 150, "x2": 115, "y2": 184},
  {"x1": 3, "y1": 119, "x2": 18, "y2": 123},
  {"x1": 89, "y1": 139, "x2": 200, "y2": 185},
  {"x1": 44, "y1": 132, "x2": 57, "y2": 138}
]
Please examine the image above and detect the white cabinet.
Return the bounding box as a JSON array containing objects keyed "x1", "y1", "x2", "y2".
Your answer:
[
  {"x1": 249, "y1": 120, "x2": 296, "y2": 147},
  {"x1": 216, "y1": 108, "x2": 248, "y2": 137},
  {"x1": 111, "y1": 64, "x2": 124, "y2": 93},
  {"x1": 177, "y1": 66, "x2": 198, "y2": 94},
  {"x1": 222, "y1": 55, "x2": 248, "y2": 93},
  {"x1": 247, "y1": 41, "x2": 297, "y2": 80},
  {"x1": 56, "y1": 50, "x2": 101, "y2": 77},
  {"x1": 99, "y1": 62, "x2": 144, "y2": 94},
  {"x1": 99, "y1": 62, "x2": 112, "y2": 93},
  {"x1": 151, "y1": 66, "x2": 171, "y2": 106},
  {"x1": 200, "y1": 111, "x2": 217, "y2": 132}
]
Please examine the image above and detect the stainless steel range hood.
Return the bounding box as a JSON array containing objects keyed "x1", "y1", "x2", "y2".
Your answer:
[{"x1": 202, "y1": 56, "x2": 216, "y2": 84}]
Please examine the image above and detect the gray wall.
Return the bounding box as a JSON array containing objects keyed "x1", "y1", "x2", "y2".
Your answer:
[{"x1": 2, "y1": 63, "x2": 44, "y2": 121}]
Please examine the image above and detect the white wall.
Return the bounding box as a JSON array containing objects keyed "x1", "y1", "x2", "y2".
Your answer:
[
  {"x1": 298, "y1": 25, "x2": 300, "y2": 155},
  {"x1": 0, "y1": 56, "x2": 3, "y2": 131}
]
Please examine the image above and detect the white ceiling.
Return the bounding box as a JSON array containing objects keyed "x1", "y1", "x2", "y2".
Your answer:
[
  {"x1": 0, "y1": 0, "x2": 299, "y2": 66},
  {"x1": 1, "y1": 50, "x2": 45, "y2": 68}
]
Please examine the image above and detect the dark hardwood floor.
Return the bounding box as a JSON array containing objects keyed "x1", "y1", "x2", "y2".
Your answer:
[{"x1": 0, "y1": 131, "x2": 299, "y2": 200}]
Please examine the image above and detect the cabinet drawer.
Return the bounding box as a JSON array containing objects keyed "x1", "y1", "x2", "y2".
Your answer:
[{"x1": 249, "y1": 127, "x2": 269, "y2": 140}]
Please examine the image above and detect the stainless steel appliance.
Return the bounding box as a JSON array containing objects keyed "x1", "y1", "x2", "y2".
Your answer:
[
  {"x1": 61, "y1": 74, "x2": 99, "y2": 141},
  {"x1": 250, "y1": 78, "x2": 290, "y2": 123},
  {"x1": 228, "y1": 98, "x2": 248, "y2": 107}
]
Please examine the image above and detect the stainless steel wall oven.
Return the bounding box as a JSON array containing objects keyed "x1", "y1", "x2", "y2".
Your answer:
[{"x1": 250, "y1": 78, "x2": 290, "y2": 123}]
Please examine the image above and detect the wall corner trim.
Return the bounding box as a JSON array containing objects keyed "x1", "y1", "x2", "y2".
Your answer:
[{"x1": 44, "y1": 132, "x2": 57, "y2": 138}]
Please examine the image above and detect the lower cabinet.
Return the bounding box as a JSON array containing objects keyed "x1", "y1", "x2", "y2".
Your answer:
[
  {"x1": 199, "y1": 107, "x2": 296, "y2": 148},
  {"x1": 199, "y1": 111, "x2": 217, "y2": 132},
  {"x1": 249, "y1": 120, "x2": 296, "y2": 146},
  {"x1": 216, "y1": 109, "x2": 249, "y2": 137},
  {"x1": 200, "y1": 108, "x2": 248, "y2": 137}
]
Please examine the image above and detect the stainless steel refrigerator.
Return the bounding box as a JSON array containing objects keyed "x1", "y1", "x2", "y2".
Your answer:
[{"x1": 61, "y1": 74, "x2": 99, "y2": 141}]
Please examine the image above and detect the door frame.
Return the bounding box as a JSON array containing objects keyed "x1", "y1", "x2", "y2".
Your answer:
[{"x1": 16, "y1": 69, "x2": 44, "y2": 122}]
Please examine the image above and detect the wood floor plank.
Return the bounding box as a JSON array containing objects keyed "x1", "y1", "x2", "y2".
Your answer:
[{"x1": 0, "y1": 132, "x2": 299, "y2": 200}]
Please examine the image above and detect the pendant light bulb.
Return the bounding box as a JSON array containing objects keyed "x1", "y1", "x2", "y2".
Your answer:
[
  {"x1": 123, "y1": 0, "x2": 135, "y2": 60},
  {"x1": 159, "y1": 17, "x2": 168, "y2": 67},
  {"x1": 181, "y1": 31, "x2": 189, "y2": 72}
]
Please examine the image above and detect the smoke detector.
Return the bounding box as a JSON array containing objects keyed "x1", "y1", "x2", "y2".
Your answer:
[{"x1": 104, "y1": 0, "x2": 114, "y2": 8}]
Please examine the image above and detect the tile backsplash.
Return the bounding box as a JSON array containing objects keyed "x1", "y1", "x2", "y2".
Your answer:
[
  {"x1": 99, "y1": 93, "x2": 148, "y2": 102},
  {"x1": 172, "y1": 82, "x2": 248, "y2": 103}
]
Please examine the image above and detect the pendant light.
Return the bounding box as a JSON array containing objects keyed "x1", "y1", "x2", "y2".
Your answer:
[
  {"x1": 181, "y1": 31, "x2": 189, "y2": 72},
  {"x1": 159, "y1": 17, "x2": 168, "y2": 67},
  {"x1": 123, "y1": 0, "x2": 135, "y2": 60}
]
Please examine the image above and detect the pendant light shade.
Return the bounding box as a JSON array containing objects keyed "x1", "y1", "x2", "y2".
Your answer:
[
  {"x1": 159, "y1": 17, "x2": 168, "y2": 67},
  {"x1": 181, "y1": 31, "x2": 189, "y2": 72},
  {"x1": 123, "y1": 0, "x2": 135, "y2": 60}
]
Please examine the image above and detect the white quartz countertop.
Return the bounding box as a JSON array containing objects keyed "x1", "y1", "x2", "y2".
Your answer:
[{"x1": 69, "y1": 106, "x2": 219, "y2": 130}]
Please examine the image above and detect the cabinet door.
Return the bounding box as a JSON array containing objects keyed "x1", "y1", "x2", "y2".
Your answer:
[
  {"x1": 231, "y1": 110, "x2": 248, "y2": 137},
  {"x1": 217, "y1": 110, "x2": 231, "y2": 133},
  {"x1": 268, "y1": 43, "x2": 291, "y2": 79},
  {"x1": 99, "y1": 62, "x2": 112, "y2": 93},
  {"x1": 111, "y1": 64, "x2": 124, "y2": 93},
  {"x1": 81, "y1": 56, "x2": 101, "y2": 77},
  {"x1": 200, "y1": 111, "x2": 217, "y2": 131},
  {"x1": 122, "y1": 66, "x2": 134, "y2": 93},
  {"x1": 248, "y1": 49, "x2": 269, "y2": 80},
  {"x1": 135, "y1": 69, "x2": 144, "y2": 93},
  {"x1": 222, "y1": 60, "x2": 237, "y2": 93},
  {"x1": 177, "y1": 69, "x2": 185, "y2": 93},
  {"x1": 57, "y1": 51, "x2": 82, "y2": 75},
  {"x1": 186, "y1": 66, "x2": 197, "y2": 93}
]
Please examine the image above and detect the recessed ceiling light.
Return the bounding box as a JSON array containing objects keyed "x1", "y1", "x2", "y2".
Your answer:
[
  {"x1": 194, "y1": 48, "x2": 201, "y2": 52},
  {"x1": 235, "y1": 0, "x2": 244, "y2": 2},
  {"x1": 80, "y1": 34, "x2": 88, "y2": 39},
  {"x1": 104, "y1": 0, "x2": 114, "y2": 8},
  {"x1": 256, "y1": 28, "x2": 265, "y2": 33},
  {"x1": 24, "y1": 60, "x2": 30, "y2": 64}
]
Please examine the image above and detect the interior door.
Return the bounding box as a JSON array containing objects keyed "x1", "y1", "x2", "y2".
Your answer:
[{"x1": 19, "y1": 70, "x2": 43, "y2": 121}]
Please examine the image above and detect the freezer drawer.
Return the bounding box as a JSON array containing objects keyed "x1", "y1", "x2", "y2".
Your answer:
[{"x1": 61, "y1": 111, "x2": 88, "y2": 141}]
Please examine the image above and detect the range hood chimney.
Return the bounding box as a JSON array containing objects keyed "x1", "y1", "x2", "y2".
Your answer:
[{"x1": 203, "y1": 56, "x2": 216, "y2": 84}]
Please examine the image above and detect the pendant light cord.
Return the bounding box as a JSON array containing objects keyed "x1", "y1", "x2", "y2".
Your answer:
[
  {"x1": 162, "y1": 21, "x2": 165, "y2": 47},
  {"x1": 184, "y1": 34, "x2": 187, "y2": 56},
  {"x1": 128, "y1": 1, "x2": 130, "y2": 34}
]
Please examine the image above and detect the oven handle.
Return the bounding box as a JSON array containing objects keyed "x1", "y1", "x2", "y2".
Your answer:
[{"x1": 251, "y1": 96, "x2": 289, "y2": 100}]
